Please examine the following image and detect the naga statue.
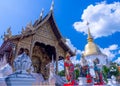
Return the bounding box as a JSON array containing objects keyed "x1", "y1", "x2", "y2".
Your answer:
[
  {"x1": 42, "y1": 55, "x2": 65, "y2": 86},
  {"x1": 46, "y1": 55, "x2": 56, "y2": 85}
]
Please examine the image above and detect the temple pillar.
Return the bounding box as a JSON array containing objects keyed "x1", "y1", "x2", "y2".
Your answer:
[
  {"x1": 56, "y1": 54, "x2": 58, "y2": 74},
  {"x1": 64, "y1": 53, "x2": 66, "y2": 76},
  {"x1": 55, "y1": 42, "x2": 58, "y2": 74},
  {"x1": 30, "y1": 36, "x2": 34, "y2": 58}
]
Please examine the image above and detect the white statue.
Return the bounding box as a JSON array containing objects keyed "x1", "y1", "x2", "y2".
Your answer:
[
  {"x1": 80, "y1": 54, "x2": 87, "y2": 67},
  {"x1": 46, "y1": 55, "x2": 56, "y2": 85},
  {"x1": 87, "y1": 59, "x2": 96, "y2": 78},
  {"x1": 14, "y1": 52, "x2": 32, "y2": 73},
  {"x1": 111, "y1": 75, "x2": 117, "y2": 84}
]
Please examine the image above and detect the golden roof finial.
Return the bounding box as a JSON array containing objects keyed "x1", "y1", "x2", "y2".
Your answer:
[
  {"x1": 40, "y1": 8, "x2": 44, "y2": 21},
  {"x1": 21, "y1": 27, "x2": 25, "y2": 34},
  {"x1": 3, "y1": 27, "x2": 12, "y2": 41},
  {"x1": 86, "y1": 22, "x2": 93, "y2": 42},
  {"x1": 7, "y1": 27, "x2": 12, "y2": 36}
]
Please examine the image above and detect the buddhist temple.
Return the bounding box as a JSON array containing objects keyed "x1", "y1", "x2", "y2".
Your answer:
[{"x1": 0, "y1": 2, "x2": 75, "y2": 80}]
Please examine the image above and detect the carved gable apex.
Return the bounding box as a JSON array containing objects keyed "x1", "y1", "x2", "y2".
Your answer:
[
  {"x1": 35, "y1": 21, "x2": 57, "y2": 42},
  {"x1": 33, "y1": 12, "x2": 62, "y2": 41}
]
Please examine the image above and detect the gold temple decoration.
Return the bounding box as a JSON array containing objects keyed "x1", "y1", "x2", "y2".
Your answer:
[
  {"x1": 84, "y1": 22, "x2": 101, "y2": 57},
  {"x1": 25, "y1": 22, "x2": 34, "y2": 32},
  {"x1": 39, "y1": 8, "x2": 44, "y2": 21},
  {"x1": 4, "y1": 27, "x2": 12, "y2": 41},
  {"x1": 87, "y1": 28, "x2": 93, "y2": 42},
  {"x1": 21, "y1": 27, "x2": 25, "y2": 34}
]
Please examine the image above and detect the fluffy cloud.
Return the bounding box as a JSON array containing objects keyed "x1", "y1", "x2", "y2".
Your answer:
[
  {"x1": 114, "y1": 57, "x2": 120, "y2": 64},
  {"x1": 73, "y1": 2, "x2": 120, "y2": 38},
  {"x1": 65, "y1": 38, "x2": 82, "y2": 55},
  {"x1": 119, "y1": 50, "x2": 120, "y2": 54},
  {"x1": 65, "y1": 39, "x2": 76, "y2": 52},
  {"x1": 100, "y1": 44, "x2": 119, "y2": 60},
  {"x1": 108, "y1": 44, "x2": 118, "y2": 50},
  {"x1": 70, "y1": 56, "x2": 80, "y2": 65}
]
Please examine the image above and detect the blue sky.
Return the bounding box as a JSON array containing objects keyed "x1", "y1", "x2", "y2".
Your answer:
[{"x1": 0, "y1": 0, "x2": 120, "y2": 70}]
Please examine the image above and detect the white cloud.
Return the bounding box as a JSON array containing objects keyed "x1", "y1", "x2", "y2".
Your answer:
[
  {"x1": 100, "y1": 44, "x2": 119, "y2": 60},
  {"x1": 73, "y1": 2, "x2": 120, "y2": 38},
  {"x1": 118, "y1": 50, "x2": 120, "y2": 54},
  {"x1": 65, "y1": 39, "x2": 76, "y2": 52},
  {"x1": 109, "y1": 44, "x2": 118, "y2": 50},
  {"x1": 114, "y1": 57, "x2": 120, "y2": 64},
  {"x1": 70, "y1": 56, "x2": 80, "y2": 65},
  {"x1": 65, "y1": 38, "x2": 82, "y2": 55}
]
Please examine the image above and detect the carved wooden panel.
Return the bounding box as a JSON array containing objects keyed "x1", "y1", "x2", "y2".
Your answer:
[
  {"x1": 56, "y1": 44, "x2": 65, "y2": 58},
  {"x1": 16, "y1": 37, "x2": 32, "y2": 55},
  {"x1": 34, "y1": 21, "x2": 57, "y2": 46}
]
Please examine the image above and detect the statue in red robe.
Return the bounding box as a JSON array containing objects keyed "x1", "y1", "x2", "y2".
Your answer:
[{"x1": 64, "y1": 52, "x2": 77, "y2": 85}]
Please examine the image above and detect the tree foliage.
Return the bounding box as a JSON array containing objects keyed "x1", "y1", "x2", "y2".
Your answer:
[
  {"x1": 58, "y1": 70, "x2": 65, "y2": 76},
  {"x1": 102, "y1": 65, "x2": 109, "y2": 82},
  {"x1": 74, "y1": 69, "x2": 80, "y2": 80}
]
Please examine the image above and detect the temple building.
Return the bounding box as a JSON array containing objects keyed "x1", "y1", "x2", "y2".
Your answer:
[{"x1": 0, "y1": 2, "x2": 74, "y2": 80}]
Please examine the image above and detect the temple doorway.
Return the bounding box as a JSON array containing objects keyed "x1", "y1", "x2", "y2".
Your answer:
[{"x1": 32, "y1": 42, "x2": 56, "y2": 80}]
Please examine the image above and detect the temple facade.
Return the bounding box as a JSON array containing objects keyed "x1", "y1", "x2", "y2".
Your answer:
[{"x1": 0, "y1": 7, "x2": 74, "y2": 80}]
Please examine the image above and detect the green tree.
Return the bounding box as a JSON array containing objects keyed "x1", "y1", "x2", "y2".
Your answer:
[
  {"x1": 109, "y1": 65, "x2": 119, "y2": 77},
  {"x1": 58, "y1": 70, "x2": 65, "y2": 76},
  {"x1": 102, "y1": 65, "x2": 109, "y2": 83},
  {"x1": 74, "y1": 69, "x2": 80, "y2": 80}
]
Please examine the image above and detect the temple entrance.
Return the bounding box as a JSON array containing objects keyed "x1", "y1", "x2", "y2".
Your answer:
[{"x1": 32, "y1": 42, "x2": 56, "y2": 80}]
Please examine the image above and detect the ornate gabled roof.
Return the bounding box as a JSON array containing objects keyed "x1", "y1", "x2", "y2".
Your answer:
[
  {"x1": 7, "y1": 11, "x2": 74, "y2": 56},
  {"x1": 34, "y1": 11, "x2": 63, "y2": 39},
  {"x1": 34, "y1": 11, "x2": 75, "y2": 56}
]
